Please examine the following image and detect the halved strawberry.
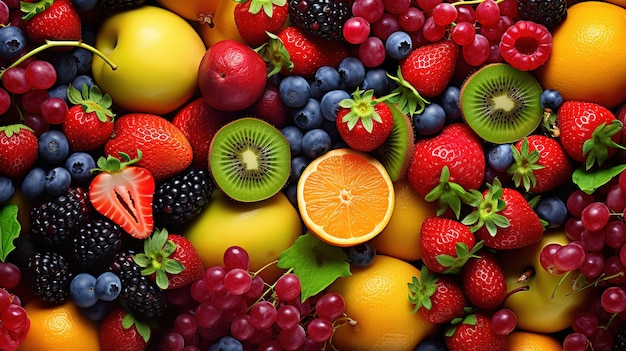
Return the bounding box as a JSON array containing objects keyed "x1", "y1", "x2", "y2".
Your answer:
[{"x1": 89, "y1": 151, "x2": 155, "y2": 239}]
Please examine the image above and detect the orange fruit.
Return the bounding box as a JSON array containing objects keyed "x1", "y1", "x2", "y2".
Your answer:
[
  {"x1": 327, "y1": 255, "x2": 438, "y2": 351},
  {"x1": 507, "y1": 331, "x2": 563, "y2": 351},
  {"x1": 370, "y1": 178, "x2": 437, "y2": 261},
  {"x1": 604, "y1": 0, "x2": 626, "y2": 8},
  {"x1": 534, "y1": 1, "x2": 626, "y2": 109},
  {"x1": 297, "y1": 148, "x2": 395, "y2": 247},
  {"x1": 19, "y1": 300, "x2": 100, "y2": 351}
]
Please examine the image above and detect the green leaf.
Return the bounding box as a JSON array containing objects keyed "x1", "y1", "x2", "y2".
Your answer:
[
  {"x1": 277, "y1": 232, "x2": 351, "y2": 301},
  {"x1": 162, "y1": 259, "x2": 184, "y2": 274},
  {"x1": 155, "y1": 269, "x2": 169, "y2": 290},
  {"x1": 0, "y1": 204, "x2": 21, "y2": 262},
  {"x1": 572, "y1": 164, "x2": 626, "y2": 194},
  {"x1": 122, "y1": 313, "x2": 151, "y2": 343},
  {"x1": 132, "y1": 253, "x2": 152, "y2": 268},
  {"x1": 20, "y1": 0, "x2": 53, "y2": 20}
]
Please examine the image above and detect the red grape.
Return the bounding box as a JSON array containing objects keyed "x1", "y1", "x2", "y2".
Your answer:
[
  {"x1": 315, "y1": 292, "x2": 345, "y2": 320},
  {"x1": 223, "y1": 267, "x2": 252, "y2": 296},
  {"x1": 475, "y1": 0, "x2": 500, "y2": 25},
  {"x1": 462, "y1": 34, "x2": 490, "y2": 66},
  {"x1": 489, "y1": 308, "x2": 517, "y2": 335},
  {"x1": 41, "y1": 97, "x2": 69, "y2": 125},
  {"x1": 581, "y1": 202, "x2": 610, "y2": 231},
  {"x1": 600, "y1": 286, "x2": 626, "y2": 314},
  {"x1": 554, "y1": 243, "x2": 586, "y2": 272},
  {"x1": 306, "y1": 317, "x2": 333, "y2": 343},
  {"x1": 352, "y1": 0, "x2": 385, "y2": 23},
  {"x1": 25, "y1": 60, "x2": 57, "y2": 90},
  {"x1": 343, "y1": 16, "x2": 371, "y2": 44},
  {"x1": 275, "y1": 273, "x2": 301, "y2": 301},
  {"x1": 223, "y1": 246, "x2": 251, "y2": 271},
  {"x1": 398, "y1": 7, "x2": 425, "y2": 32}
]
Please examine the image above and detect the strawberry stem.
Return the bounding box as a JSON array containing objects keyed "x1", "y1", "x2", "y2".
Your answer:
[{"x1": 386, "y1": 67, "x2": 429, "y2": 117}]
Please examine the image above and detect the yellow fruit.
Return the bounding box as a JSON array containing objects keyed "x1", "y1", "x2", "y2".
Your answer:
[
  {"x1": 327, "y1": 255, "x2": 438, "y2": 351},
  {"x1": 185, "y1": 190, "x2": 302, "y2": 282},
  {"x1": 508, "y1": 331, "x2": 563, "y2": 351},
  {"x1": 196, "y1": 0, "x2": 244, "y2": 48},
  {"x1": 370, "y1": 179, "x2": 437, "y2": 261},
  {"x1": 297, "y1": 148, "x2": 395, "y2": 247},
  {"x1": 535, "y1": 1, "x2": 626, "y2": 109},
  {"x1": 19, "y1": 300, "x2": 100, "y2": 351}
]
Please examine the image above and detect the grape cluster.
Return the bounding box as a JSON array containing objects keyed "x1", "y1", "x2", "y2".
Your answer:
[
  {"x1": 152, "y1": 246, "x2": 350, "y2": 351},
  {"x1": 537, "y1": 172, "x2": 626, "y2": 351},
  {"x1": 0, "y1": 262, "x2": 27, "y2": 351}
]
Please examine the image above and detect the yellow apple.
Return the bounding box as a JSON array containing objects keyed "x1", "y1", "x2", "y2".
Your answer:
[{"x1": 92, "y1": 6, "x2": 206, "y2": 115}]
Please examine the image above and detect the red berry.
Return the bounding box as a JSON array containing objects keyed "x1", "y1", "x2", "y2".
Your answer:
[{"x1": 499, "y1": 20, "x2": 552, "y2": 71}]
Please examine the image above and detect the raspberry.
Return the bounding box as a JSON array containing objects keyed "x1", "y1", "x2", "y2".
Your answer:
[{"x1": 498, "y1": 20, "x2": 552, "y2": 71}]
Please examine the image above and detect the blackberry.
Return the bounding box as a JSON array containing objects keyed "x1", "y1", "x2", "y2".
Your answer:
[
  {"x1": 30, "y1": 186, "x2": 92, "y2": 248},
  {"x1": 110, "y1": 250, "x2": 167, "y2": 321},
  {"x1": 153, "y1": 167, "x2": 213, "y2": 227},
  {"x1": 27, "y1": 251, "x2": 73, "y2": 304},
  {"x1": 71, "y1": 217, "x2": 124, "y2": 273},
  {"x1": 614, "y1": 327, "x2": 626, "y2": 351},
  {"x1": 288, "y1": 0, "x2": 351, "y2": 41},
  {"x1": 517, "y1": 0, "x2": 568, "y2": 30}
]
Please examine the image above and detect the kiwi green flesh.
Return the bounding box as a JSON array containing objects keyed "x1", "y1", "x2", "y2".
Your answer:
[
  {"x1": 373, "y1": 102, "x2": 415, "y2": 181},
  {"x1": 208, "y1": 117, "x2": 291, "y2": 202},
  {"x1": 460, "y1": 63, "x2": 543, "y2": 144}
]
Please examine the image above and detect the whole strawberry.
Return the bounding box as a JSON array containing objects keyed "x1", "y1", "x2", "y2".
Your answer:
[
  {"x1": 336, "y1": 89, "x2": 395, "y2": 152},
  {"x1": 234, "y1": 0, "x2": 289, "y2": 47},
  {"x1": 463, "y1": 178, "x2": 544, "y2": 250},
  {"x1": 62, "y1": 84, "x2": 115, "y2": 151},
  {"x1": 0, "y1": 124, "x2": 38, "y2": 179},
  {"x1": 557, "y1": 100, "x2": 623, "y2": 169},
  {"x1": 419, "y1": 216, "x2": 481, "y2": 274},
  {"x1": 409, "y1": 266, "x2": 468, "y2": 324},
  {"x1": 407, "y1": 123, "x2": 485, "y2": 218},
  {"x1": 399, "y1": 40, "x2": 459, "y2": 98},
  {"x1": 104, "y1": 113, "x2": 193, "y2": 182},
  {"x1": 21, "y1": 0, "x2": 81, "y2": 45},
  {"x1": 508, "y1": 135, "x2": 573, "y2": 193},
  {"x1": 100, "y1": 307, "x2": 152, "y2": 351},
  {"x1": 460, "y1": 250, "x2": 507, "y2": 310},
  {"x1": 132, "y1": 228, "x2": 205, "y2": 290},
  {"x1": 444, "y1": 313, "x2": 509, "y2": 351}
]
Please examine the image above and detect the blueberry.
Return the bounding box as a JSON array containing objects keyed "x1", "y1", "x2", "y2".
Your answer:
[
  {"x1": 345, "y1": 242, "x2": 376, "y2": 267},
  {"x1": 308, "y1": 77, "x2": 324, "y2": 100},
  {"x1": 338, "y1": 56, "x2": 366, "y2": 88},
  {"x1": 49, "y1": 52, "x2": 77, "y2": 85},
  {"x1": 38, "y1": 129, "x2": 70, "y2": 165},
  {"x1": 0, "y1": 26, "x2": 26, "y2": 60},
  {"x1": 71, "y1": 74, "x2": 95, "y2": 91},
  {"x1": 21, "y1": 167, "x2": 46, "y2": 200},
  {"x1": 95, "y1": 272, "x2": 122, "y2": 302},
  {"x1": 413, "y1": 103, "x2": 446, "y2": 136},
  {"x1": 440, "y1": 85, "x2": 461, "y2": 120},
  {"x1": 48, "y1": 84, "x2": 69, "y2": 103},
  {"x1": 292, "y1": 98, "x2": 323, "y2": 131},
  {"x1": 281, "y1": 125, "x2": 303, "y2": 156},
  {"x1": 284, "y1": 183, "x2": 298, "y2": 207},
  {"x1": 209, "y1": 336, "x2": 243, "y2": 351},
  {"x1": 44, "y1": 167, "x2": 72, "y2": 196},
  {"x1": 80, "y1": 300, "x2": 111, "y2": 321},
  {"x1": 0, "y1": 175, "x2": 15, "y2": 203},
  {"x1": 301, "y1": 128, "x2": 332, "y2": 159},
  {"x1": 71, "y1": 0, "x2": 98, "y2": 12},
  {"x1": 536, "y1": 195, "x2": 568, "y2": 228},
  {"x1": 361, "y1": 68, "x2": 390, "y2": 96},
  {"x1": 487, "y1": 143, "x2": 515, "y2": 173},
  {"x1": 65, "y1": 152, "x2": 96, "y2": 183},
  {"x1": 70, "y1": 272, "x2": 98, "y2": 308},
  {"x1": 279, "y1": 75, "x2": 310, "y2": 108},
  {"x1": 541, "y1": 89, "x2": 564, "y2": 112},
  {"x1": 289, "y1": 156, "x2": 310, "y2": 183},
  {"x1": 320, "y1": 89, "x2": 351, "y2": 122},
  {"x1": 414, "y1": 339, "x2": 448, "y2": 351},
  {"x1": 314, "y1": 66, "x2": 341, "y2": 93},
  {"x1": 385, "y1": 31, "x2": 413, "y2": 60}
]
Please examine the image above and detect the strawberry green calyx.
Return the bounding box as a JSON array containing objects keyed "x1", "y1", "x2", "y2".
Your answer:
[
  {"x1": 445, "y1": 313, "x2": 478, "y2": 337},
  {"x1": 408, "y1": 266, "x2": 438, "y2": 313},
  {"x1": 122, "y1": 312, "x2": 152, "y2": 342},
  {"x1": 338, "y1": 88, "x2": 397, "y2": 133},
  {"x1": 0, "y1": 124, "x2": 34, "y2": 137},
  {"x1": 462, "y1": 178, "x2": 511, "y2": 236},
  {"x1": 582, "y1": 120, "x2": 626, "y2": 170},
  {"x1": 20, "y1": 0, "x2": 53, "y2": 20},
  {"x1": 67, "y1": 84, "x2": 115, "y2": 123},
  {"x1": 508, "y1": 138, "x2": 545, "y2": 191},
  {"x1": 437, "y1": 241, "x2": 483, "y2": 274},
  {"x1": 235, "y1": 0, "x2": 286, "y2": 16},
  {"x1": 92, "y1": 150, "x2": 143, "y2": 174},
  {"x1": 386, "y1": 67, "x2": 429, "y2": 117},
  {"x1": 132, "y1": 228, "x2": 184, "y2": 290},
  {"x1": 256, "y1": 31, "x2": 293, "y2": 77},
  {"x1": 425, "y1": 166, "x2": 473, "y2": 218}
]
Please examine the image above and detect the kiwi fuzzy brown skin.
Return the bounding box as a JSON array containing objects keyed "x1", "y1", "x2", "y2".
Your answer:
[
  {"x1": 460, "y1": 63, "x2": 544, "y2": 144},
  {"x1": 372, "y1": 103, "x2": 415, "y2": 181},
  {"x1": 208, "y1": 117, "x2": 291, "y2": 203}
]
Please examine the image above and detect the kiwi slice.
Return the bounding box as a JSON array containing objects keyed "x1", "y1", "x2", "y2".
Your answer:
[
  {"x1": 460, "y1": 63, "x2": 543, "y2": 144},
  {"x1": 208, "y1": 117, "x2": 291, "y2": 202},
  {"x1": 372, "y1": 102, "x2": 415, "y2": 181}
]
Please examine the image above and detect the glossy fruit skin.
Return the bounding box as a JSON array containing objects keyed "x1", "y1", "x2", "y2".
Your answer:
[
  {"x1": 104, "y1": 113, "x2": 193, "y2": 182},
  {"x1": 234, "y1": 1, "x2": 289, "y2": 47},
  {"x1": 512, "y1": 135, "x2": 572, "y2": 193},
  {"x1": 399, "y1": 40, "x2": 459, "y2": 98},
  {"x1": 444, "y1": 313, "x2": 508, "y2": 351},
  {"x1": 407, "y1": 123, "x2": 485, "y2": 198},
  {"x1": 197, "y1": 39, "x2": 267, "y2": 112},
  {"x1": 165, "y1": 234, "x2": 205, "y2": 289},
  {"x1": 156, "y1": 0, "x2": 220, "y2": 22},
  {"x1": 99, "y1": 307, "x2": 151, "y2": 351},
  {"x1": 92, "y1": 6, "x2": 207, "y2": 115},
  {"x1": 336, "y1": 96, "x2": 394, "y2": 152},
  {"x1": 419, "y1": 216, "x2": 477, "y2": 274},
  {"x1": 23, "y1": 0, "x2": 81, "y2": 45},
  {"x1": 460, "y1": 250, "x2": 507, "y2": 310},
  {"x1": 185, "y1": 190, "x2": 302, "y2": 282},
  {"x1": 196, "y1": 0, "x2": 244, "y2": 47},
  {"x1": 417, "y1": 275, "x2": 468, "y2": 324},
  {"x1": 0, "y1": 124, "x2": 38, "y2": 179},
  {"x1": 62, "y1": 104, "x2": 114, "y2": 152},
  {"x1": 501, "y1": 230, "x2": 594, "y2": 333}
]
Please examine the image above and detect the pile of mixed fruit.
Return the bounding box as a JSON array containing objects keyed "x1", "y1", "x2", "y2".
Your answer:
[{"x1": 1, "y1": 0, "x2": 626, "y2": 350}]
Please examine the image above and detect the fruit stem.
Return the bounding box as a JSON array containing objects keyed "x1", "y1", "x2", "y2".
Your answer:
[
  {"x1": 0, "y1": 40, "x2": 117, "y2": 80},
  {"x1": 517, "y1": 267, "x2": 534, "y2": 283},
  {"x1": 504, "y1": 285, "x2": 530, "y2": 300}
]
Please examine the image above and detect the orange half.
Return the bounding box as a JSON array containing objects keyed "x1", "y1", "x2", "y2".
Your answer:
[{"x1": 297, "y1": 148, "x2": 395, "y2": 247}]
